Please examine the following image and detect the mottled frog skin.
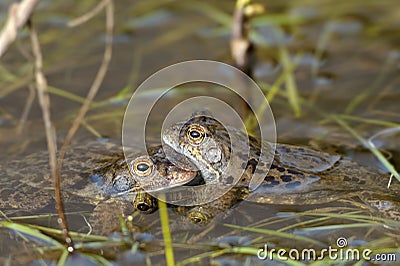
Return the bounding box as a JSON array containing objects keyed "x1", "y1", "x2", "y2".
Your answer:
[{"x1": 162, "y1": 112, "x2": 400, "y2": 223}]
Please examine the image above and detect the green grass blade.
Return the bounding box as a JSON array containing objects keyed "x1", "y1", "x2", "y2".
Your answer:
[
  {"x1": 299, "y1": 223, "x2": 379, "y2": 232},
  {"x1": 0, "y1": 221, "x2": 63, "y2": 248},
  {"x1": 279, "y1": 46, "x2": 302, "y2": 117},
  {"x1": 57, "y1": 249, "x2": 69, "y2": 266},
  {"x1": 337, "y1": 114, "x2": 400, "y2": 127},
  {"x1": 47, "y1": 86, "x2": 87, "y2": 103},
  {"x1": 158, "y1": 195, "x2": 175, "y2": 266},
  {"x1": 332, "y1": 115, "x2": 400, "y2": 183}
]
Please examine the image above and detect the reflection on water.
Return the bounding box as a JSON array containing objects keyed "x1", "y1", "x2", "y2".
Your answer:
[{"x1": 0, "y1": 0, "x2": 399, "y2": 264}]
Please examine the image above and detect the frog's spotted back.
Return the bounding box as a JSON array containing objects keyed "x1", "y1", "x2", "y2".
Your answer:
[
  {"x1": 275, "y1": 144, "x2": 340, "y2": 172},
  {"x1": 162, "y1": 112, "x2": 328, "y2": 190}
]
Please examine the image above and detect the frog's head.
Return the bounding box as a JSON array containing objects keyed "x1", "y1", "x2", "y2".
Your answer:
[
  {"x1": 162, "y1": 112, "x2": 232, "y2": 184},
  {"x1": 126, "y1": 146, "x2": 198, "y2": 192}
]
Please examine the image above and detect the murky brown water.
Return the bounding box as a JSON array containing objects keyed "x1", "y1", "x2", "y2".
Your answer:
[{"x1": 1, "y1": 0, "x2": 400, "y2": 265}]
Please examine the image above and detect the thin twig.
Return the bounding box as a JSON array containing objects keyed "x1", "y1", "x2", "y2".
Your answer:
[
  {"x1": 57, "y1": 0, "x2": 114, "y2": 192},
  {"x1": 28, "y1": 21, "x2": 74, "y2": 251},
  {"x1": 0, "y1": 0, "x2": 39, "y2": 58},
  {"x1": 67, "y1": 0, "x2": 109, "y2": 27}
]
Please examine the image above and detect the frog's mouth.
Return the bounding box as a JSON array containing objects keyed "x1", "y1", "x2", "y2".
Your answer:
[
  {"x1": 161, "y1": 123, "x2": 198, "y2": 169},
  {"x1": 139, "y1": 175, "x2": 200, "y2": 192}
]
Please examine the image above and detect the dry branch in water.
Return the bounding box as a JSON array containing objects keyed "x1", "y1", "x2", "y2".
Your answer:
[
  {"x1": 0, "y1": 0, "x2": 75, "y2": 250},
  {"x1": 28, "y1": 21, "x2": 74, "y2": 251},
  {"x1": 0, "y1": 0, "x2": 114, "y2": 252},
  {"x1": 0, "y1": 0, "x2": 38, "y2": 58},
  {"x1": 56, "y1": 0, "x2": 114, "y2": 250}
]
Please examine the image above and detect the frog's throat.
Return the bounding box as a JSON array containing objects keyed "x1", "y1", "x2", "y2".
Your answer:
[{"x1": 185, "y1": 144, "x2": 222, "y2": 184}]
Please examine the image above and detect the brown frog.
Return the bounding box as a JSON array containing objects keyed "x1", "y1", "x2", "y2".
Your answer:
[
  {"x1": 0, "y1": 141, "x2": 198, "y2": 233},
  {"x1": 162, "y1": 112, "x2": 400, "y2": 224}
]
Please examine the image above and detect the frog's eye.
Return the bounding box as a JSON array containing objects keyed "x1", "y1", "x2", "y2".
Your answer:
[
  {"x1": 132, "y1": 158, "x2": 153, "y2": 177},
  {"x1": 186, "y1": 124, "x2": 205, "y2": 145},
  {"x1": 134, "y1": 191, "x2": 158, "y2": 213}
]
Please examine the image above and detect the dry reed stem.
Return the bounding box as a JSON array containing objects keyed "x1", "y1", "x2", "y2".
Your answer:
[
  {"x1": 28, "y1": 21, "x2": 74, "y2": 250},
  {"x1": 67, "y1": 0, "x2": 109, "y2": 27},
  {"x1": 0, "y1": 0, "x2": 38, "y2": 58},
  {"x1": 22, "y1": 0, "x2": 114, "y2": 252},
  {"x1": 55, "y1": 2, "x2": 114, "y2": 251}
]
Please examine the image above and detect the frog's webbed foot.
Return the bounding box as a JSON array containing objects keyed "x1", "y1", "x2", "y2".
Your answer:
[{"x1": 173, "y1": 187, "x2": 246, "y2": 226}]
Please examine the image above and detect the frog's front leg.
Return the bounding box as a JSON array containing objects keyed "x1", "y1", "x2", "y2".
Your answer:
[{"x1": 175, "y1": 187, "x2": 248, "y2": 226}]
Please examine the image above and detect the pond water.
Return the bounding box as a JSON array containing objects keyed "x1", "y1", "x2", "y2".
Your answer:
[{"x1": 0, "y1": 0, "x2": 399, "y2": 265}]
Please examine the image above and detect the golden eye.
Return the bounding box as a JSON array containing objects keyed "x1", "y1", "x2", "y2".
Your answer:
[
  {"x1": 187, "y1": 125, "x2": 205, "y2": 145},
  {"x1": 134, "y1": 191, "x2": 157, "y2": 213},
  {"x1": 132, "y1": 158, "x2": 153, "y2": 177}
]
